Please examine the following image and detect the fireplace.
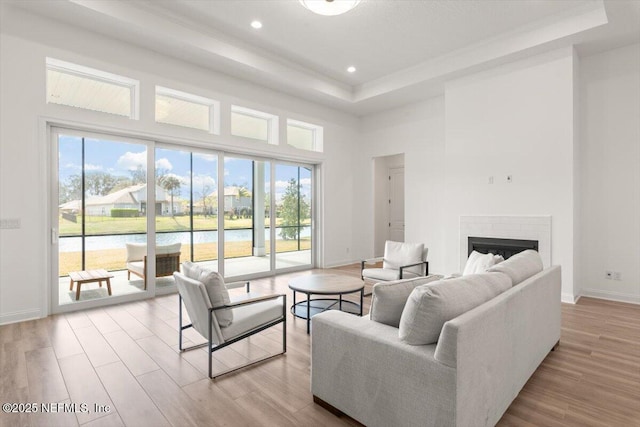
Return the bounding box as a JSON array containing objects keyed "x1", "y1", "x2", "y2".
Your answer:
[
  {"x1": 468, "y1": 236, "x2": 538, "y2": 260},
  {"x1": 460, "y1": 215, "x2": 551, "y2": 271}
]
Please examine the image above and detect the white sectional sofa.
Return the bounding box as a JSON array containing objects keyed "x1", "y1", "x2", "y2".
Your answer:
[{"x1": 311, "y1": 250, "x2": 561, "y2": 427}]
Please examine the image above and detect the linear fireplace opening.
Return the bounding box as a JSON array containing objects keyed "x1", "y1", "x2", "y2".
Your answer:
[{"x1": 468, "y1": 236, "x2": 539, "y2": 260}]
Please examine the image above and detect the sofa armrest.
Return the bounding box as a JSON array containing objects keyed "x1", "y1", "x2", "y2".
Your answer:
[{"x1": 312, "y1": 311, "x2": 456, "y2": 427}]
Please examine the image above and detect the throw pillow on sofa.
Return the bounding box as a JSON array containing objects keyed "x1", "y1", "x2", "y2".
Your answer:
[
  {"x1": 398, "y1": 272, "x2": 512, "y2": 345},
  {"x1": 487, "y1": 249, "x2": 543, "y2": 286},
  {"x1": 462, "y1": 250, "x2": 500, "y2": 275},
  {"x1": 370, "y1": 275, "x2": 443, "y2": 328}
]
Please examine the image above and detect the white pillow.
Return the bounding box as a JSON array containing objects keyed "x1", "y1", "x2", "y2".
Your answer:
[
  {"x1": 181, "y1": 261, "x2": 202, "y2": 280},
  {"x1": 197, "y1": 268, "x2": 233, "y2": 327},
  {"x1": 370, "y1": 275, "x2": 442, "y2": 328},
  {"x1": 398, "y1": 272, "x2": 512, "y2": 345},
  {"x1": 157, "y1": 243, "x2": 182, "y2": 255},
  {"x1": 462, "y1": 251, "x2": 497, "y2": 276}
]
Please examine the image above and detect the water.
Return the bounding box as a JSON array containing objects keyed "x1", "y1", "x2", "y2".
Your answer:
[{"x1": 58, "y1": 227, "x2": 310, "y2": 252}]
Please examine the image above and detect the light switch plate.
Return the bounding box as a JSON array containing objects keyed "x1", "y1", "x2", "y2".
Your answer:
[{"x1": 0, "y1": 218, "x2": 21, "y2": 229}]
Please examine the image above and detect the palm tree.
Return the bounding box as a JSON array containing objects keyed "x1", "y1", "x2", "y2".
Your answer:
[{"x1": 158, "y1": 174, "x2": 182, "y2": 216}]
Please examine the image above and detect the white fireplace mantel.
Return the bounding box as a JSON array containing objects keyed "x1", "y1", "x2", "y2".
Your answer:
[{"x1": 460, "y1": 215, "x2": 552, "y2": 271}]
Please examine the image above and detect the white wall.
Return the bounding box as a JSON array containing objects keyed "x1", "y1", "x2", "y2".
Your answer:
[
  {"x1": 0, "y1": 7, "x2": 359, "y2": 324},
  {"x1": 444, "y1": 48, "x2": 578, "y2": 301},
  {"x1": 579, "y1": 43, "x2": 640, "y2": 304},
  {"x1": 358, "y1": 98, "x2": 446, "y2": 272}
]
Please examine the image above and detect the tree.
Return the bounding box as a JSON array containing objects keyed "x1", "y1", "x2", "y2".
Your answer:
[
  {"x1": 158, "y1": 174, "x2": 182, "y2": 216},
  {"x1": 279, "y1": 178, "x2": 309, "y2": 240},
  {"x1": 85, "y1": 172, "x2": 118, "y2": 196},
  {"x1": 130, "y1": 165, "x2": 146, "y2": 185}
]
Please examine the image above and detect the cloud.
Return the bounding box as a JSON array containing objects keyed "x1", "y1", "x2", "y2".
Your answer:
[
  {"x1": 84, "y1": 163, "x2": 103, "y2": 171},
  {"x1": 196, "y1": 153, "x2": 217, "y2": 162},
  {"x1": 155, "y1": 158, "x2": 173, "y2": 171},
  {"x1": 117, "y1": 151, "x2": 147, "y2": 171},
  {"x1": 192, "y1": 175, "x2": 216, "y2": 190},
  {"x1": 63, "y1": 163, "x2": 81, "y2": 171}
]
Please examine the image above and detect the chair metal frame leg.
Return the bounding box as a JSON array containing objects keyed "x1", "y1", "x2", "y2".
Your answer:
[{"x1": 178, "y1": 294, "x2": 287, "y2": 379}]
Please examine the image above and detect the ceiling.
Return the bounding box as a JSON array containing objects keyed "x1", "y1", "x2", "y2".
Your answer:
[{"x1": 6, "y1": 0, "x2": 640, "y2": 115}]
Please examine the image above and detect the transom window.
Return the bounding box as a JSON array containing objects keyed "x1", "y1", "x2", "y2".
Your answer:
[
  {"x1": 155, "y1": 86, "x2": 220, "y2": 134},
  {"x1": 231, "y1": 105, "x2": 279, "y2": 144},
  {"x1": 287, "y1": 119, "x2": 323, "y2": 152},
  {"x1": 46, "y1": 58, "x2": 139, "y2": 119}
]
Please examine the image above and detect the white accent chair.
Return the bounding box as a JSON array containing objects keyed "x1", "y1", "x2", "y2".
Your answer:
[
  {"x1": 174, "y1": 267, "x2": 286, "y2": 379},
  {"x1": 126, "y1": 243, "x2": 182, "y2": 290},
  {"x1": 361, "y1": 241, "x2": 429, "y2": 284}
]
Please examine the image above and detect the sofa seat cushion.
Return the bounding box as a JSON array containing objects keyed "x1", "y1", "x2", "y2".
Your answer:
[
  {"x1": 399, "y1": 272, "x2": 512, "y2": 345},
  {"x1": 221, "y1": 298, "x2": 283, "y2": 341},
  {"x1": 363, "y1": 268, "x2": 421, "y2": 282},
  {"x1": 370, "y1": 275, "x2": 443, "y2": 327},
  {"x1": 126, "y1": 261, "x2": 144, "y2": 276},
  {"x1": 487, "y1": 249, "x2": 543, "y2": 285}
]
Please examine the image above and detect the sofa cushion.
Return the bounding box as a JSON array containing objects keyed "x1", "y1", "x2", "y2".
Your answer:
[
  {"x1": 196, "y1": 268, "x2": 233, "y2": 327},
  {"x1": 125, "y1": 243, "x2": 146, "y2": 262},
  {"x1": 383, "y1": 241, "x2": 424, "y2": 276},
  {"x1": 487, "y1": 249, "x2": 543, "y2": 285},
  {"x1": 398, "y1": 272, "x2": 512, "y2": 345},
  {"x1": 157, "y1": 243, "x2": 182, "y2": 255},
  {"x1": 370, "y1": 275, "x2": 443, "y2": 327},
  {"x1": 181, "y1": 261, "x2": 202, "y2": 280}
]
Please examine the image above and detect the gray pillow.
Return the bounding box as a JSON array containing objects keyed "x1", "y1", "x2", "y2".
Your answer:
[
  {"x1": 487, "y1": 249, "x2": 543, "y2": 285},
  {"x1": 399, "y1": 272, "x2": 511, "y2": 345},
  {"x1": 370, "y1": 275, "x2": 443, "y2": 327}
]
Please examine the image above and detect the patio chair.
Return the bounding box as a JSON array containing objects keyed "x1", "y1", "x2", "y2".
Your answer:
[
  {"x1": 175, "y1": 266, "x2": 286, "y2": 379},
  {"x1": 361, "y1": 240, "x2": 429, "y2": 285}
]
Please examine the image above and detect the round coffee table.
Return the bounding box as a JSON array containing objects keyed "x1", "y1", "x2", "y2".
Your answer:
[{"x1": 288, "y1": 274, "x2": 364, "y2": 334}]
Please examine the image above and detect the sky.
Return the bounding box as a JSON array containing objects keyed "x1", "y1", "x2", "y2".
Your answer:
[{"x1": 58, "y1": 135, "x2": 312, "y2": 202}]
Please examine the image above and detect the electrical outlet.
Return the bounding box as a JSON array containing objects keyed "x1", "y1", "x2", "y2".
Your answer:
[
  {"x1": 488, "y1": 176, "x2": 494, "y2": 184},
  {"x1": 613, "y1": 272, "x2": 622, "y2": 281},
  {"x1": 346, "y1": 247, "x2": 350, "y2": 254},
  {"x1": 605, "y1": 271, "x2": 613, "y2": 280}
]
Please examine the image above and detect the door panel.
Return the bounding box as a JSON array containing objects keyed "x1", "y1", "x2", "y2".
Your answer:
[{"x1": 389, "y1": 167, "x2": 405, "y2": 242}]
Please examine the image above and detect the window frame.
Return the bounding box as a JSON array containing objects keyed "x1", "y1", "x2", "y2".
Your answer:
[
  {"x1": 287, "y1": 119, "x2": 324, "y2": 152},
  {"x1": 155, "y1": 86, "x2": 220, "y2": 134},
  {"x1": 46, "y1": 57, "x2": 140, "y2": 119},
  {"x1": 231, "y1": 105, "x2": 279, "y2": 145}
]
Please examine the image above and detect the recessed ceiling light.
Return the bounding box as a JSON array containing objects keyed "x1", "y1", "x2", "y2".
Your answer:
[
  {"x1": 347, "y1": 66, "x2": 356, "y2": 73},
  {"x1": 251, "y1": 20, "x2": 263, "y2": 29}
]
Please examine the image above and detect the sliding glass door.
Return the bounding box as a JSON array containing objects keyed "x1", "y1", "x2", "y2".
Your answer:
[
  {"x1": 54, "y1": 129, "x2": 315, "y2": 312},
  {"x1": 56, "y1": 130, "x2": 149, "y2": 306}
]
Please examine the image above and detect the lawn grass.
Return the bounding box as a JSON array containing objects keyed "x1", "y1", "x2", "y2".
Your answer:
[
  {"x1": 59, "y1": 214, "x2": 311, "y2": 236},
  {"x1": 59, "y1": 238, "x2": 311, "y2": 276}
]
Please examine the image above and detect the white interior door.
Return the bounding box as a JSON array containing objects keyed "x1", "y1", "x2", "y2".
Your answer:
[{"x1": 388, "y1": 167, "x2": 405, "y2": 242}]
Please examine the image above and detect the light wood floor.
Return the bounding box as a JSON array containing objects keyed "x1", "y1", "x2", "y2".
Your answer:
[{"x1": 0, "y1": 265, "x2": 638, "y2": 427}]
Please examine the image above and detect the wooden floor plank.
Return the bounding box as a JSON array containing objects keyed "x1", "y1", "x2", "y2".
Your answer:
[
  {"x1": 48, "y1": 314, "x2": 84, "y2": 360},
  {"x1": 73, "y1": 325, "x2": 120, "y2": 368},
  {"x1": 58, "y1": 353, "x2": 115, "y2": 425},
  {"x1": 103, "y1": 330, "x2": 160, "y2": 377},
  {"x1": 95, "y1": 362, "x2": 170, "y2": 427},
  {"x1": 136, "y1": 335, "x2": 205, "y2": 387},
  {"x1": 25, "y1": 347, "x2": 69, "y2": 403}
]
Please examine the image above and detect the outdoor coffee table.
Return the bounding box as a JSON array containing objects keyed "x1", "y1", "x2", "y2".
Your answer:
[
  {"x1": 288, "y1": 274, "x2": 364, "y2": 334},
  {"x1": 69, "y1": 269, "x2": 113, "y2": 301}
]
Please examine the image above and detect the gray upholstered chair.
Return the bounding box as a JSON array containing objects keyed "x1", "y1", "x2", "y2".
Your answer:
[
  {"x1": 361, "y1": 241, "x2": 429, "y2": 284},
  {"x1": 174, "y1": 268, "x2": 286, "y2": 379}
]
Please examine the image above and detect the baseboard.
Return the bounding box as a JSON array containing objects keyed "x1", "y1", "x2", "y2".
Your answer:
[
  {"x1": 323, "y1": 259, "x2": 359, "y2": 269},
  {"x1": 579, "y1": 288, "x2": 640, "y2": 305},
  {"x1": 0, "y1": 308, "x2": 43, "y2": 325},
  {"x1": 561, "y1": 293, "x2": 580, "y2": 304}
]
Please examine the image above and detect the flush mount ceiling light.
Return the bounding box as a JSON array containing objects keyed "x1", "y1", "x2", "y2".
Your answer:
[
  {"x1": 347, "y1": 66, "x2": 356, "y2": 73},
  {"x1": 299, "y1": 0, "x2": 361, "y2": 16},
  {"x1": 251, "y1": 20, "x2": 263, "y2": 29}
]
